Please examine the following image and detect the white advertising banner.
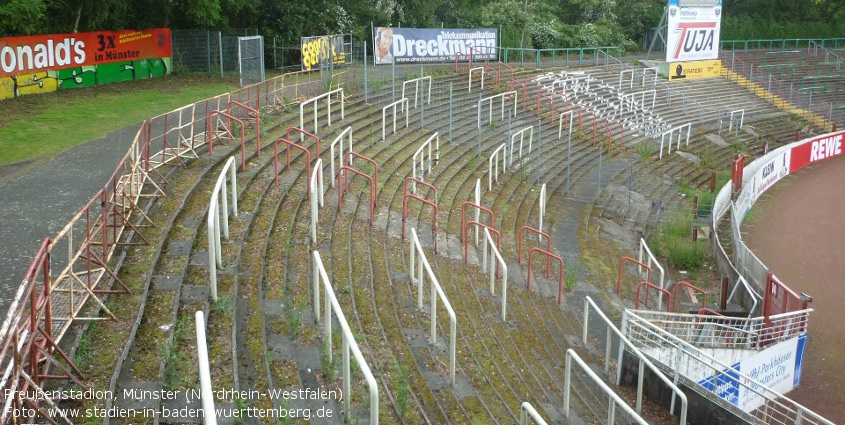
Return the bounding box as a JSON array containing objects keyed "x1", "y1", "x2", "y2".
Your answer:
[
  {"x1": 666, "y1": 0, "x2": 723, "y2": 62},
  {"x1": 373, "y1": 27, "x2": 497, "y2": 65},
  {"x1": 697, "y1": 333, "x2": 808, "y2": 413}
]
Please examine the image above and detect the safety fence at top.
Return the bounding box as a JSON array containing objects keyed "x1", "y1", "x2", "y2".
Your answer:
[
  {"x1": 720, "y1": 38, "x2": 845, "y2": 52},
  {"x1": 0, "y1": 67, "x2": 351, "y2": 424},
  {"x1": 712, "y1": 129, "x2": 844, "y2": 319}
]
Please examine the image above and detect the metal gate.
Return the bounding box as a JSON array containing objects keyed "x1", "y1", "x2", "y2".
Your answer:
[{"x1": 238, "y1": 35, "x2": 265, "y2": 87}]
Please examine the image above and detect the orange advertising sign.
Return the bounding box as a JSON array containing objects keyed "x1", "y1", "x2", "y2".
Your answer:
[{"x1": 0, "y1": 28, "x2": 171, "y2": 78}]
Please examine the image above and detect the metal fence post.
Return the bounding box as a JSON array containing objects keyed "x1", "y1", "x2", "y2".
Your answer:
[
  {"x1": 536, "y1": 119, "x2": 542, "y2": 184},
  {"x1": 364, "y1": 41, "x2": 369, "y2": 104},
  {"x1": 392, "y1": 59, "x2": 396, "y2": 104},
  {"x1": 597, "y1": 150, "x2": 603, "y2": 199},
  {"x1": 449, "y1": 82, "x2": 453, "y2": 143},
  {"x1": 420, "y1": 66, "x2": 425, "y2": 128},
  {"x1": 218, "y1": 31, "x2": 224, "y2": 78}
]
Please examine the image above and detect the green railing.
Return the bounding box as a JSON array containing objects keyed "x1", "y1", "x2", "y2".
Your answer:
[
  {"x1": 502, "y1": 46, "x2": 622, "y2": 67},
  {"x1": 720, "y1": 38, "x2": 845, "y2": 51}
]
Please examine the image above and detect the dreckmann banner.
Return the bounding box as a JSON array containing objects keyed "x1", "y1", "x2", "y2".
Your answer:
[
  {"x1": 666, "y1": 0, "x2": 722, "y2": 62},
  {"x1": 373, "y1": 27, "x2": 497, "y2": 65}
]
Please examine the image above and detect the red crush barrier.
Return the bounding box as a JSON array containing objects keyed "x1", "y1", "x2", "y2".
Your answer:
[
  {"x1": 670, "y1": 278, "x2": 707, "y2": 313},
  {"x1": 616, "y1": 256, "x2": 652, "y2": 296},
  {"x1": 403, "y1": 193, "x2": 438, "y2": 253},
  {"x1": 636, "y1": 281, "x2": 671, "y2": 311},
  {"x1": 463, "y1": 221, "x2": 501, "y2": 277},
  {"x1": 207, "y1": 110, "x2": 247, "y2": 170},
  {"x1": 273, "y1": 137, "x2": 311, "y2": 195},
  {"x1": 228, "y1": 100, "x2": 262, "y2": 155},
  {"x1": 527, "y1": 247, "x2": 565, "y2": 304},
  {"x1": 338, "y1": 166, "x2": 376, "y2": 226},
  {"x1": 518, "y1": 225, "x2": 552, "y2": 275},
  {"x1": 287, "y1": 127, "x2": 321, "y2": 159},
  {"x1": 460, "y1": 202, "x2": 494, "y2": 243}
]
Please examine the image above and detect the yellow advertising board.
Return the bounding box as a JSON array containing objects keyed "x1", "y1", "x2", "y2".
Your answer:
[{"x1": 668, "y1": 59, "x2": 721, "y2": 81}]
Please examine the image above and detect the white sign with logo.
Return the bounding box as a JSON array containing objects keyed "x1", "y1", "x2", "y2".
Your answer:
[{"x1": 666, "y1": 0, "x2": 722, "y2": 62}]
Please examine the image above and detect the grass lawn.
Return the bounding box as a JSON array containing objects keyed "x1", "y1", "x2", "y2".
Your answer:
[{"x1": 0, "y1": 74, "x2": 239, "y2": 166}]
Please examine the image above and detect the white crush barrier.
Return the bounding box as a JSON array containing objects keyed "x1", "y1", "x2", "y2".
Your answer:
[
  {"x1": 208, "y1": 156, "x2": 239, "y2": 302},
  {"x1": 330, "y1": 127, "x2": 353, "y2": 188},
  {"x1": 382, "y1": 98, "x2": 409, "y2": 142},
  {"x1": 402, "y1": 75, "x2": 432, "y2": 107},
  {"x1": 409, "y1": 228, "x2": 457, "y2": 385},
  {"x1": 310, "y1": 158, "x2": 325, "y2": 243},
  {"x1": 195, "y1": 311, "x2": 218, "y2": 425},
  {"x1": 299, "y1": 88, "x2": 344, "y2": 141},
  {"x1": 412, "y1": 132, "x2": 440, "y2": 192},
  {"x1": 478, "y1": 91, "x2": 518, "y2": 129},
  {"x1": 312, "y1": 251, "x2": 379, "y2": 425},
  {"x1": 488, "y1": 143, "x2": 507, "y2": 191}
]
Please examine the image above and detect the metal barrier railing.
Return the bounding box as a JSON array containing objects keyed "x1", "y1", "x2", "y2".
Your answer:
[
  {"x1": 329, "y1": 127, "x2": 353, "y2": 188},
  {"x1": 408, "y1": 228, "x2": 457, "y2": 385},
  {"x1": 382, "y1": 98, "x2": 409, "y2": 142},
  {"x1": 519, "y1": 402, "x2": 548, "y2": 425},
  {"x1": 299, "y1": 88, "x2": 345, "y2": 140},
  {"x1": 312, "y1": 251, "x2": 379, "y2": 425},
  {"x1": 488, "y1": 143, "x2": 507, "y2": 191},
  {"x1": 469, "y1": 66, "x2": 485, "y2": 92},
  {"x1": 207, "y1": 156, "x2": 239, "y2": 302},
  {"x1": 413, "y1": 132, "x2": 439, "y2": 188},
  {"x1": 477, "y1": 91, "x2": 518, "y2": 129},
  {"x1": 401, "y1": 75, "x2": 432, "y2": 108},
  {"x1": 309, "y1": 158, "x2": 325, "y2": 243},
  {"x1": 482, "y1": 228, "x2": 508, "y2": 320},
  {"x1": 564, "y1": 349, "x2": 650, "y2": 425},
  {"x1": 509, "y1": 126, "x2": 534, "y2": 169},
  {"x1": 583, "y1": 296, "x2": 688, "y2": 424},
  {"x1": 623, "y1": 310, "x2": 829, "y2": 425}
]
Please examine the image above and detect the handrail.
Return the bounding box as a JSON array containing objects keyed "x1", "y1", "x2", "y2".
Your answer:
[
  {"x1": 195, "y1": 311, "x2": 218, "y2": 425},
  {"x1": 583, "y1": 296, "x2": 688, "y2": 424},
  {"x1": 408, "y1": 228, "x2": 457, "y2": 385},
  {"x1": 206, "y1": 110, "x2": 246, "y2": 170},
  {"x1": 382, "y1": 98, "x2": 409, "y2": 141},
  {"x1": 299, "y1": 88, "x2": 344, "y2": 140},
  {"x1": 207, "y1": 156, "x2": 238, "y2": 302},
  {"x1": 488, "y1": 143, "x2": 507, "y2": 191},
  {"x1": 413, "y1": 132, "x2": 439, "y2": 191},
  {"x1": 564, "y1": 349, "x2": 650, "y2": 425},
  {"x1": 227, "y1": 100, "x2": 262, "y2": 155},
  {"x1": 286, "y1": 126, "x2": 320, "y2": 158},
  {"x1": 329, "y1": 127, "x2": 353, "y2": 188},
  {"x1": 273, "y1": 137, "x2": 311, "y2": 195},
  {"x1": 312, "y1": 251, "x2": 379, "y2": 425},
  {"x1": 527, "y1": 247, "x2": 564, "y2": 304},
  {"x1": 309, "y1": 158, "x2": 324, "y2": 243}
]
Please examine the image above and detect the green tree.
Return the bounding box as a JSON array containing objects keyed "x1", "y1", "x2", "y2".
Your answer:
[{"x1": 0, "y1": 0, "x2": 46, "y2": 36}]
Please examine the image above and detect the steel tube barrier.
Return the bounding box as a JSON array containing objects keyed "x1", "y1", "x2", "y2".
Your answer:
[
  {"x1": 583, "y1": 296, "x2": 688, "y2": 424},
  {"x1": 477, "y1": 91, "x2": 518, "y2": 129},
  {"x1": 299, "y1": 88, "x2": 345, "y2": 141},
  {"x1": 623, "y1": 310, "x2": 829, "y2": 425},
  {"x1": 408, "y1": 228, "x2": 457, "y2": 385},
  {"x1": 482, "y1": 228, "x2": 509, "y2": 320},
  {"x1": 286, "y1": 127, "x2": 321, "y2": 160},
  {"x1": 208, "y1": 156, "x2": 239, "y2": 302},
  {"x1": 509, "y1": 126, "x2": 534, "y2": 168},
  {"x1": 658, "y1": 123, "x2": 691, "y2": 159},
  {"x1": 474, "y1": 179, "x2": 481, "y2": 245},
  {"x1": 207, "y1": 111, "x2": 247, "y2": 170},
  {"x1": 518, "y1": 226, "x2": 551, "y2": 274},
  {"x1": 402, "y1": 75, "x2": 432, "y2": 107},
  {"x1": 482, "y1": 64, "x2": 500, "y2": 87},
  {"x1": 312, "y1": 251, "x2": 379, "y2": 425},
  {"x1": 509, "y1": 79, "x2": 529, "y2": 108},
  {"x1": 382, "y1": 98, "x2": 409, "y2": 142},
  {"x1": 227, "y1": 100, "x2": 262, "y2": 155},
  {"x1": 616, "y1": 256, "x2": 652, "y2": 297},
  {"x1": 527, "y1": 247, "x2": 564, "y2": 304},
  {"x1": 729, "y1": 109, "x2": 745, "y2": 134},
  {"x1": 461, "y1": 202, "x2": 494, "y2": 245},
  {"x1": 273, "y1": 137, "x2": 311, "y2": 195},
  {"x1": 636, "y1": 282, "x2": 671, "y2": 311},
  {"x1": 488, "y1": 143, "x2": 507, "y2": 191},
  {"x1": 195, "y1": 311, "x2": 218, "y2": 425},
  {"x1": 403, "y1": 193, "x2": 438, "y2": 253},
  {"x1": 595, "y1": 122, "x2": 613, "y2": 152},
  {"x1": 310, "y1": 158, "x2": 325, "y2": 243},
  {"x1": 670, "y1": 278, "x2": 707, "y2": 313},
  {"x1": 413, "y1": 132, "x2": 439, "y2": 191},
  {"x1": 149, "y1": 103, "x2": 199, "y2": 164},
  {"x1": 564, "y1": 349, "x2": 650, "y2": 425},
  {"x1": 404, "y1": 176, "x2": 437, "y2": 202},
  {"x1": 344, "y1": 152, "x2": 379, "y2": 206},
  {"x1": 330, "y1": 127, "x2": 353, "y2": 188},
  {"x1": 463, "y1": 221, "x2": 500, "y2": 271},
  {"x1": 519, "y1": 402, "x2": 548, "y2": 425},
  {"x1": 454, "y1": 51, "x2": 472, "y2": 73}
]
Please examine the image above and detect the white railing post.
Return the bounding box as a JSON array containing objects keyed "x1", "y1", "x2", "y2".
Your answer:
[
  {"x1": 477, "y1": 91, "x2": 518, "y2": 129},
  {"x1": 564, "y1": 349, "x2": 650, "y2": 425},
  {"x1": 299, "y1": 88, "x2": 345, "y2": 141},
  {"x1": 382, "y1": 98, "x2": 409, "y2": 142},
  {"x1": 484, "y1": 228, "x2": 508, "y2": 320},
  {"x1": 474, "y1": 179, "x2": 481, "y2": 244},
  {"x1": 195, "y1": 311, "x2": 217, "y2": 425},
  {"x1": 538, "y1": 183, "x2": 546, "y2": 237},
  {"x1": 207, "y1": 156, "x2": 238, "y2": 302},
  {"x1": 519, "y1": 402, "x2": 549, "y2": 425},
  {"x1": 488, "y1": 144, "x2": 507, "y2": 191}
]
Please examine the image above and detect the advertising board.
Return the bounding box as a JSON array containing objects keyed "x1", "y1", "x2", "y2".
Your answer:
[
  {"x1": 0, "y1": 28, "x2": 171, "y2": 78},
  {"x1": 788, "y1": 130, "x2": 845, "y2": 173},
  {"x1": 698, "y1": 334, "x2": 808, "y2": 413},
  {"x1": 373, "y1": 27, "x2": 497, "y2": 65},
  {"x1": 300, "y1": 34, "x2": 348, "y2": 72},
  {"x1": 666, "y1": 0, "x2": 722, "y2": 62},
  {"x1": 667, "y1": 59, "x2": 721, "y2": 81}
]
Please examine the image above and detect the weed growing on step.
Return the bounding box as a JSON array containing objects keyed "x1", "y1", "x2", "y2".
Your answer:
[
  {"x1": 211, "y1": 294, "x2": 232, "y2": 314},
  {"x1": 285, "y1": 304, "x2": 302, "y2": 336},
  {"x1": 395, "y1": 363, "x2": 410, "y2": 418},
  {"x1": 234, "y1": 393, "x2": 247, "y2": 425},
  {"x1": 649, "y1": 208, "x2": 708, "y2": 270},
  {"x1": 161, "y1": 339, "x2": 183, "y2": 390},
  {"x1": 321, "y1": 340, "x2": 338, "y2": 381},
  {"x1": 634, "y1": 143, "x2": 655, "y2": 161},
  {"x1": 564, "y1": 264, "x2": 580, "y2": 290}
]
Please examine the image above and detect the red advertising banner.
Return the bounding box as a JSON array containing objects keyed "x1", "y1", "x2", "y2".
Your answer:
[
  {"x1": 789, "y1": 130, "x2": 845, "y2": 173},
  {"x1": 0, "y1": 28, "x2": 171, "y2": 78}
]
